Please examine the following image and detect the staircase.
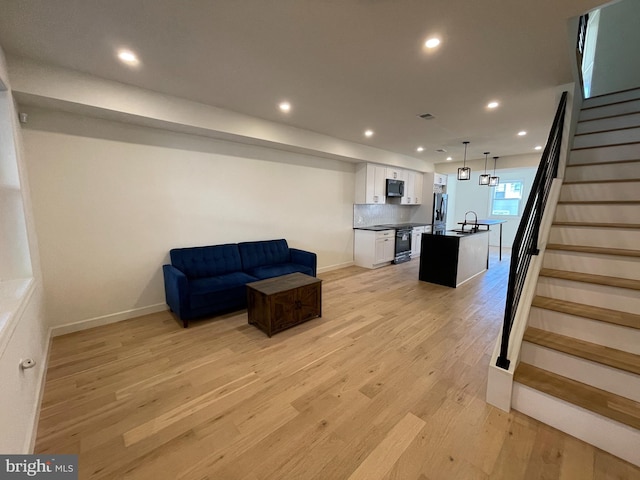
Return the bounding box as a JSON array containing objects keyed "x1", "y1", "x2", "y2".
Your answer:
[{"x1": 511, "y1": 88, "x2": 640, "y2": 466}]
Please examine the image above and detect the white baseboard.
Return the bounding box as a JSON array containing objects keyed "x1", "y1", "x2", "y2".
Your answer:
[
  {"x1": 317, "y1": 261, "x2": 354, "y2": 274},
  {"x1": 49, "y1": 262, "x2": 355, "y2": 337},
  {"x1": 51, "y1": 303, "x2": 168, "y2": 337}
]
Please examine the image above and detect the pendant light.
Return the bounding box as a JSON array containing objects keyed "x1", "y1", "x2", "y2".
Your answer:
[
  {"x1": 457, "y1": 141, "x2": 471, "y2": 181},
  {"x1": 479, "y1": 151, "x2": 491, "y2": 185},
  {"x1": 489, "y1": 156, "x2": 500, "y2": 186}
]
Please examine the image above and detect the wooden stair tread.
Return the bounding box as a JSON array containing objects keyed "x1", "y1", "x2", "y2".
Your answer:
[
  {"x1": 532, "y1": 295, "x2": 640, "y2": 330},
  {"x1": 553, "y1": 221, "x2": 640, "y2": 229},
  {"x1": 563, "y1": 178, "x2": 640, "y2": 185},
  {"x1": 546, "y1": 243, "x2": 640, "y2": 258},
  {"x1": 567, "y1": 159, "x2": 640, "y2": 167},
  {"x1": 575, "y1": 125, "x2": 640, "y2": 136},
  {"x1": 523, "y1": 327, "x2": 640, "y2": 375},
  {"x1": 514, "y1": 362, "x2": 640, "y2": 430},
  {"x1": 582, "y1": 87, "x2": 640, "y2": 107},
  {"x1": 572, "y1": 141, "x2": 640, "y2": 151},
  {"x1": 539, "y1": 268, "x2": 640, "y2": 291},
  {"x1": 578, "y1": 111, "x2": 640, "y2": 123}
]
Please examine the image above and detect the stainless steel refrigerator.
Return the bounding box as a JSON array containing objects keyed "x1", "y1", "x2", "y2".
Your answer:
[{"x1": 432, "y1": 193, "x2": 448, "y2": 234}]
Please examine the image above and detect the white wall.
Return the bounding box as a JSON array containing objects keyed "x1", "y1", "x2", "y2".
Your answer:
[
  {"x1": 590, "y1": 0, "x2": 640, "y2": 96},
  {"x1": 0, "y1": 46, "x2": 49, "y2": 454},
  {"x1": 22, "y1": 107, "x2": 356, "y2": 331}
]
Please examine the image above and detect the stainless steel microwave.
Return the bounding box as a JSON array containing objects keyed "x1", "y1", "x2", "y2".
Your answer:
[{"x1": 386, "y1": 179, "x2": 404, "y2": 197}]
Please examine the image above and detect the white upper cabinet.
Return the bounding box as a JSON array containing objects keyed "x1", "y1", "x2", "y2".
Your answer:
[
  {"x1": 413, "y1": 172, "x2": 423, "y2": 204},
  {"x1": 401, "y1": 171, "x2": 424, "y2": 205},
  {"x1": 355, "y1": 163, "x2": 386, "y2": 204},
  {"x1": 385, "y1": 167, "x2": 403, "y2": 180},
  {"x1": 355, "y1": 164, "x2": 424, "y2": 205},
  {"x1": 434, "y1": 172, "x2": 448, "y2": 185}
]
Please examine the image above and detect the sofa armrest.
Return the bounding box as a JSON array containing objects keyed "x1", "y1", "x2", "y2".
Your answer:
[
  {"x1": 163, "y1": 264, "x2": 189, "y2": 317},
  {"x1": 290, "y1": 248, "x2": 317, "y2": 277}
]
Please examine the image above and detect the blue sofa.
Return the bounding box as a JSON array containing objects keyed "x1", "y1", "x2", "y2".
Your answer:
[{"x1": 163, "y1": 239, "x2": 317, "y2": 327}]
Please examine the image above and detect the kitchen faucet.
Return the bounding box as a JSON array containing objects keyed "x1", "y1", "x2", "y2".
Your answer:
[{"x1": 462, "y1": 211, "x2": 479, "y2": 233}]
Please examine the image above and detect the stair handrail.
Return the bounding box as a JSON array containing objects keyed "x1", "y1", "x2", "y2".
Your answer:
[{"x1": 496, "y1": 91, "x2": 568, "y2": 369}]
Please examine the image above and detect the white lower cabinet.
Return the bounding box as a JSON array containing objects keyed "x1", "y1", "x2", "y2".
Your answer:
[
  {"x1": 355, "y1": 229, "x2": 395, "y2": 268},
  {"x1": 411, "y1": 225, "x2": 431, "y2": 258}
]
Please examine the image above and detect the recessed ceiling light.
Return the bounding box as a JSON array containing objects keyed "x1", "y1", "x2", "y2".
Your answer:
[
  {"x1": 425, "y1": 38, "x2": 441, "y2": 49},
  {"x1": 446, "y1": 156, "x2": 452, "y2": 161},
  {"x1": 534, "y1": 145, "x2": 543, "y2": 150},
  {"x1": 279, "y1": 101, "x2": 291, "y2": 112},
  {"x1": 364, "y1": 130, "x2": 374, "y2": 137},
  {"x1": 416, "y1": 146, "x2": 424, "y2": 152},
  {"x1": 518, "y1": 131, "x2": 527, "y2": 136},
  {"x1": 487, "y1": 101, "x2": 499, "y2": 109},
  {"x1": 117, "y1": 49, "x2": 139, "y2": 66}
]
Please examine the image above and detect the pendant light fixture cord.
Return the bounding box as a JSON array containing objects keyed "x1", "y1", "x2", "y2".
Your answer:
[{"x1": 463, "y1": 141, "x2": 469, "y2": 167}]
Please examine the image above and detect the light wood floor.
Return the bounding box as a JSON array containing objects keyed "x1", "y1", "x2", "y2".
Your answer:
[{"x1": 35, "y1": 249, "x2": 640, "y2": 479}]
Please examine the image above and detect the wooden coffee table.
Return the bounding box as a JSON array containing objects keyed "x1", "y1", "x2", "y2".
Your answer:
[{"x1": 246, "y1": 272, "x2": 322, "y2": 337}]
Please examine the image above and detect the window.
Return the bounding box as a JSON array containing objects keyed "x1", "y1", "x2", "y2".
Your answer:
[{"x1": 491, "y1": 180, "x2": 523, "y2": 216}]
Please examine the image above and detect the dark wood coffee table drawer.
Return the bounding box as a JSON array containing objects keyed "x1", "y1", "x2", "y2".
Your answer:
[{"x1": 246, "y1": 273, "x2": 322, "y2": 337}]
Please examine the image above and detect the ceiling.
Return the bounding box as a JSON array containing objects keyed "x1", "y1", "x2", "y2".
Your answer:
[{"x1": 0, "y1": 0, "x2": 604, "y2": 165}]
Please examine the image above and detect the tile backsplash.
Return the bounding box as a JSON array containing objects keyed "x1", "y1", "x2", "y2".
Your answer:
[{"x1": 353, "y1": 204, "x2": 418, "y2": 227}]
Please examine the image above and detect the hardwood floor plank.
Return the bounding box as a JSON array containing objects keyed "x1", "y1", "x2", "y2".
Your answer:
[{"x1": 347, "y1": 412, "x2": 426, "y2": 480}]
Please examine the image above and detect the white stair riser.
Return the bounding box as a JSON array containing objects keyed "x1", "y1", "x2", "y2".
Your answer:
[
  {"x1": 573, "y1": 126, "x2": 640, "y2": 149},
  {"x1": 576, "y1": 112, "x2": 640, "y2": 135},
  {"x1": 549, "y1": 224, "x2": 640, "y2": 247},
  {"x1": 536, "y1": 277, "x2": 640, "y2": 313},
  {"x1": 528, "y1": 307, "x2": 640, "y2": 354},
  {"x1": 542, "y1": 250, "x2": 640, "y2": 280},
  {"x1": 512, "y1": 383, "x2": 640, "y2": 467},
  {"x1": 559, "y1": 181, "x2": 640, "y2": 202},
  {"x1": 569, "y1": 144, "x2": 640, "y2": 165},
  {"x1": 521, "y1": 342, "x2": 640, "y2": 401},
  {"x1": 580, "y1": 98, "x2": 640, "y2": 120},
  {"x1": 564, "y1": 161, "x2": 640, "y2": 181},
  {"x1": 554, "y1": 205, "x2": 640, "y2": 224}
]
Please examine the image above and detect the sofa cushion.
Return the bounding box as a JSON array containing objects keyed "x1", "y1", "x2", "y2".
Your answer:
[
  {"x1": 245, "y1": 263, "x2": 314, "y2": 280},
  {"x1": 238, "y1": 239, "x2": 290, "y2": 271},
  {"x1": 189, "y1": 271, "x2": 257, "y2": 310},
  {"x1": 170, "y1": 244, "x2": 242, "y2": 279}
]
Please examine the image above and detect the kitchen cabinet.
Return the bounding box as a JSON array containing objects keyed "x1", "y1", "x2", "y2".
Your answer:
[
  {"x1": 414, "y1": 173, "x2": 423, "y2": 204},
  {"x1": 419, "y1": 230, "x2": 490, "y2": 287},
  {"x1": 385, "y1": 167, "x2": 403, "y2": 180},
  {"x1": 355, "y1": 163, "x2": 424, "y2": 205},
  {"x1": 411, "y1": 225, "x2": 432, "y2": 257},
  {"x1": 411, "y1": 226, "x2": 424, "y2": 257},
  {"x1": 402, "y1": 171, "x2": 424, "y2": 205},
  {"x1": 355, "y1": 163, "x2": 387, "y2": 204},
  {"x1": 354, "y1": 229, "x2": 395, "y2": 268},
  {"x1": 434, "y1": 172, "x2": 448, "y2": 185}
]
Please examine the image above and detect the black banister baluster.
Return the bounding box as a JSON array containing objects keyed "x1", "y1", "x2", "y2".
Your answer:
[{"x1": 496, "y1": 92, "x2": 567, "y2": 370}]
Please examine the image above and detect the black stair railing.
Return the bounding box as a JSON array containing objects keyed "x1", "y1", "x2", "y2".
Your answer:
[
  {"x1": 576, "y1": 14, "x2": 589, "y2": 97},
  {"x1": 496, "y1": 91, "x2": 568, "y2": 370}
]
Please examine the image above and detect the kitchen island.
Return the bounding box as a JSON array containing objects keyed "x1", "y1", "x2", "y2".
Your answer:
[{"x1": 419, "y1": 230, "x2": 490, "y2": 287}]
